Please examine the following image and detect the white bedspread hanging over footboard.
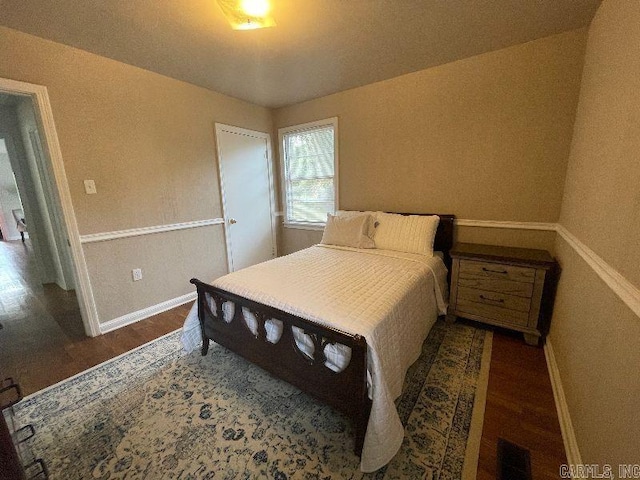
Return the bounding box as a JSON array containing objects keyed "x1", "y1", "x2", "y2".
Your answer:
[{"x1": 181, "y1": 244, "x2": 448, "y2": 472}]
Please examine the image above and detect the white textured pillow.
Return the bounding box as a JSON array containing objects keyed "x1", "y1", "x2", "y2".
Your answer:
[
  {"x1": 373, "y1": 212, "x2": 440, "y2": 256},
  {"x1": 335, "y1": 210, "x2": 378, "y2": 238},
  {"x1": 321, "y1": 213, "x2": 376, "y2": 249}
]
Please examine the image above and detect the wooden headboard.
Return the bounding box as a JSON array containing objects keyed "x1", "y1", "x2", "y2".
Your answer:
[{"x1": 433, "y1": 214, "x2": 456, "y2": 254}]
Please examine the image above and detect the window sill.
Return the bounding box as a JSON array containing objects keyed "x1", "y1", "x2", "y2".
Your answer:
[{"x1": 283, "y1": 222, "x2": 325, "y2": 231}]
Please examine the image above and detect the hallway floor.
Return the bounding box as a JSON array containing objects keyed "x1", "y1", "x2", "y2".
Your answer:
[{"x1": 0, "y1": 239, "x2": 188, "y2": 394}]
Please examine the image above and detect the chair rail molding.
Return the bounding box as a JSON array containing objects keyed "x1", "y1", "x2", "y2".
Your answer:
[
  {"x1": 80, "y1": 218, "x2": 224, "y2": 244},
  {"x1": 556, "y1": 224, "x2": 640, "y2": 318}
]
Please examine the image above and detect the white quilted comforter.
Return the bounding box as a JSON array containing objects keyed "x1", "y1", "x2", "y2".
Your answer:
[{"x1": 181, "y1": 245, "x2": 448, "y2": 472}]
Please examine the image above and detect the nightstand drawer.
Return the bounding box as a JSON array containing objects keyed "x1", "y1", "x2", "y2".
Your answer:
[
  {"x1": 457, "y1": 276, "x2": 534, "y2": 297},
  {"x1": 459, "y1": 260, "x2": 536, "y2": 284},
  {"x1": 457, "y1": 286, "x2": 531, "y2": 313},
  {"x1": 456, "y1": 298, "x2": 530, "y2": 326}
]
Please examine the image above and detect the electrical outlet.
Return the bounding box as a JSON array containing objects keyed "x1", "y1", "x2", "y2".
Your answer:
[{"x1": 132, "y1": 268, "x2": 142, "y2": 281}]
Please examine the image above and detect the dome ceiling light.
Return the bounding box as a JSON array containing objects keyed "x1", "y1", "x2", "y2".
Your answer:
[{"x1": 216, "y1": 0, "x2": 276, "y2": 30}]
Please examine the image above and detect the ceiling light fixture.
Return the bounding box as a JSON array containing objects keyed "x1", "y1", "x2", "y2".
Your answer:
[{"x1": 216, "y1": 0, "x2": 276, "y2": 30}]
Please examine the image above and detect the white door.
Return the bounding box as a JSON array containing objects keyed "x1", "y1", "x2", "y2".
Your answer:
[{"x1": 216, "y1": 124, "x2": 276, "y2": 272}]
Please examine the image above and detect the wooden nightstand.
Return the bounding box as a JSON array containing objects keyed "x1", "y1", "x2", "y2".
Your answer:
[{"x1": 447, "y1": 243, "x2": 558, "y2": 346}]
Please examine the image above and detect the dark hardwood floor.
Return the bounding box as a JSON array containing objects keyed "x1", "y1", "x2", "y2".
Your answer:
[
  {"x1": 476, "y1": 325, "x2": 566, "y2": 480},
  {"x1": 0, "y1": 239, "x2": 565, "y2": 477}
]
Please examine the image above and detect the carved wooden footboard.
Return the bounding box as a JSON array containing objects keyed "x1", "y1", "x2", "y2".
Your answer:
[{"x1": 189, "y1": 278, "x2": 372, "y2": 456}]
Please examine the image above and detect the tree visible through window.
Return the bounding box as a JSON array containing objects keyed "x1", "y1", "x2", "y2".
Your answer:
[{"x1": 280, "y1": 118, "x2": 337, "y2": 226}]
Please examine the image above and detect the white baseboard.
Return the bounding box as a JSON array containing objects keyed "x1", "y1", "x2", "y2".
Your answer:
[
  {"x1": 99, "y1": 292, "x2": 196, "y2": 334},
  {"x1": 544, "y1": 339, "x2": 582, "y2": 467}
]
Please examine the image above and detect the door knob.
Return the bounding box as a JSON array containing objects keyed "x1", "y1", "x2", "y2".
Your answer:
[{"x1": 229, "y1": 218, "x2": 237, "y2": 224}]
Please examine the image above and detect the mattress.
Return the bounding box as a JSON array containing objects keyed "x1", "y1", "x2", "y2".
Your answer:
[{"x1": 181, "y1": 244, "x2": 448, "y2": 472}]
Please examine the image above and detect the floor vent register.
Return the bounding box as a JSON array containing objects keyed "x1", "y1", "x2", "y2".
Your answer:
[{"x1": 497, "y1": 438, "x2": 533, "y2": 480}]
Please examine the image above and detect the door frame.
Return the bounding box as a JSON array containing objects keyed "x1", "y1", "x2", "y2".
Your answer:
[
  {"x1": 214, "y1": 123, "x2": 277, "y2": 272},
  {"x1": 27, "y1": 127, "x2": 76, "y2": 290},
  {"x1": 0, "y1": 77, "x2": 101, "y2": 336}
]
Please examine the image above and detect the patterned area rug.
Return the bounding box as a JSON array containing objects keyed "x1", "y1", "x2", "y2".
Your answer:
[{"x1": 14, "y1": 320, "x2": 491, "y2": 479}]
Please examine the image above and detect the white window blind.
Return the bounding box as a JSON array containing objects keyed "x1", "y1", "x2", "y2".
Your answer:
[{"x1": 281, "y1": 121, "x2": 336, "y2": 226}]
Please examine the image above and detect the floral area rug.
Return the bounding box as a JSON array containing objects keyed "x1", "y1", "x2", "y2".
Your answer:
[{"x1": 14, "y1": 320, "x2": 492, "y2": 479}]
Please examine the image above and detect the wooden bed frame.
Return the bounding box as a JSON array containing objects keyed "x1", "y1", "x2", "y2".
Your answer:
[{"x1": 190, "y1": 213, "x2": 455, "y2": 456}]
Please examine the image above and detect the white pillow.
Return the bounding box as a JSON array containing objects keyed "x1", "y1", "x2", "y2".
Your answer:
[
  {"x1": 335, "y1": 210, "x2": 378, "y2": 238},
  {"x1": 321, "y1": 213, "x2": 376, "y2": 249},
  {"x1": 373, "y1": 212, "x2": 439, "y2": 256}
]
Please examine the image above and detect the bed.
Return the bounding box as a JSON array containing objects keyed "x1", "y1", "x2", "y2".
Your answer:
[{"x1": 181, "y1": 212, "x2": 455, "y2": 472}]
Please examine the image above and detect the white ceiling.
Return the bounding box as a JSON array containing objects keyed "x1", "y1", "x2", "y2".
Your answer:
[{"x1": 0, "y1": 0, "x2": 601, "y2": 108}]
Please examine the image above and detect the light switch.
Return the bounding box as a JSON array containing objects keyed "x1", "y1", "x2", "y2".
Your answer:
[
  {"x1": 132, "y1": 268, "x2": 142, "y2": 281},
  {"x1": 84, "y1": 180, "x2": 97, "y2": 194}
]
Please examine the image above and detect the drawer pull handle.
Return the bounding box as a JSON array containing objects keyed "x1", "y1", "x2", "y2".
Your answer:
[
  {"x1": 482, "y1": 267, "x2": 508, "y2": 274},
  {"x1": 479, "y1": 295, "x2": 504, "y2": 303}
]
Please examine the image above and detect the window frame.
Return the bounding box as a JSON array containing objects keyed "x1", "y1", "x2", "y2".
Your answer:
[{"x1": 278, "y1": 117, "x2": 339, "y2": 230}]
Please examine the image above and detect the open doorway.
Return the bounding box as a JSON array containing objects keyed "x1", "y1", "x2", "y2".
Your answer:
[
  {"x1": 0, "y1": 92, "x2": 85, "y2": 342},
  {"x1": 0, "y1": 77, "x2": 101, "y2": 341}
]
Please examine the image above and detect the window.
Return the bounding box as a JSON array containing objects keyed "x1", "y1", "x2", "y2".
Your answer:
[{"x1": 279, "y1": 117, "x2": 338, "y2": 228}]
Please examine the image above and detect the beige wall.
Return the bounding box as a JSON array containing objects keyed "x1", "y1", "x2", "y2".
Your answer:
[
  {"x1": 0, "y1": 26, "x2": 272, "y2": 324},
  {"x1": 274, "y1": 30, "x2": 587, "y2": 254},
  {"x1": 552, "y1": 241, "x2": 640, "y2": 465},
  {"x1": 84, "y1": 227, "x2": 228, "y2": 321},
  {"x1": 551, "y1": 0, "x2": 640, "y2": 465},
  {"x1": 557, "y1": 4, "x2": 640, "y2": 288}
]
